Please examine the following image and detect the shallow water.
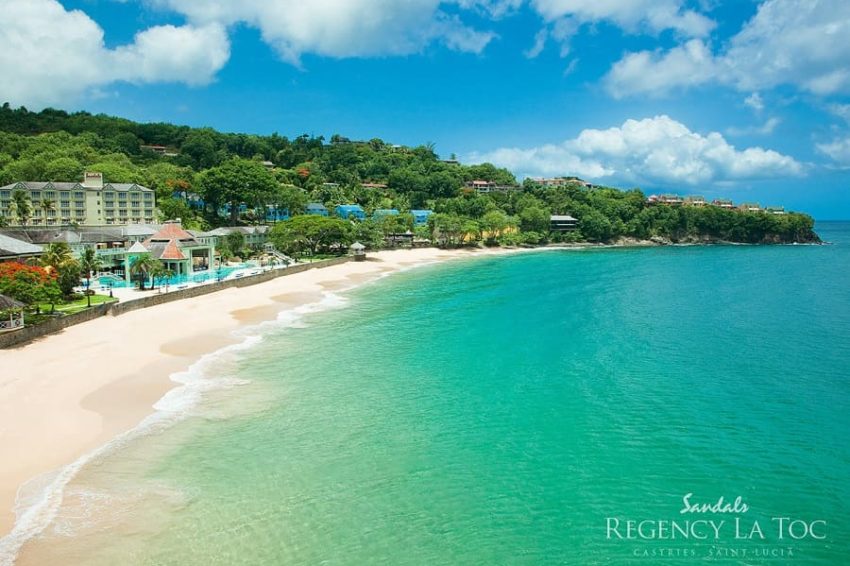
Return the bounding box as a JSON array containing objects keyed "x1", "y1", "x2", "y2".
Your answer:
[{"x1": 14, "y1": 222, "x2": 850, "y2": 565}]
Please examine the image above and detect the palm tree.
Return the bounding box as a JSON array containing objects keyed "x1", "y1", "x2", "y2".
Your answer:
[
  {"x1": 40, "y1": 198, "x2": 55, "y2": 224},
  {"x1": 11, "y1": 189, "x2": 31, "y2": 226},
  {"x1": 41, "y1": 242, "x2": 74, "y2": 271},
  {"x1": 129, "y1": 254, "x2": 161, "y2": 290},
  {"x1": 149, "y1": 262, "x2": 166, "y2": 290},
  {"x1": 79, "y1": 247, "x2": 102, "y2": 307}
]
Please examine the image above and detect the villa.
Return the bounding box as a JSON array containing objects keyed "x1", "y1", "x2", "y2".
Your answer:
[
  {"x1": 204, "y1": 226, "x2": 270, "y2": 248},
  {"x1": 531, "y1": 176, "x2": 594, "y2": 189},
  {"x1": 550, "y1": 215, "x2": 578, "y2": 231},
  {"x1": 305, "y1": 203, "x2": 329, "y2": 217},
  {"x1": 712, "y1": 199, "x2": 735, "y2": 209},
  {"x1": 685, "y1": 196, "x2": 707, "y2": 207},
  {"x1": 738, "y1": 203, "x2": 762, "y2": 213},
  {"x1": 465, "y1": 180, "x2": 521, "y2": 194},
  {"x1": 766, "y1": 206, "x2": 786, "y2": 215},
  {"x1": 410, "y1": 210, "x2": 433, "y2": 226},
  {"x1": 0, "y1": 172, "x2": 156, "y2": 226},
  {"x1": 360, "y1": 183, "x2": 388, "y2": 190},
  {"x1": 141, "y1": 222, "x2": 215, "y2": 279},
  {"x1": 657, "y1": 194, "x2": 684, "y2": 206},
  {"x1": 335, "y1": 204, "x2": 366, "y2": 220}
]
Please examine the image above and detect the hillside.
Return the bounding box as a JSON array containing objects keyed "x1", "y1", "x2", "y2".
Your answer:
[{"x1": 0, "y1": 104, "x2": 819, "y2": 246}]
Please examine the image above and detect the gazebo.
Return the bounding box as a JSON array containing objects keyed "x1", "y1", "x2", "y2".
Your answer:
[
  {"x1": 0, "y1": 294, "x2": 26, "y2": 332},
  {"x1": 350, "y1": 241, "x2": 367, "y2": 262}
]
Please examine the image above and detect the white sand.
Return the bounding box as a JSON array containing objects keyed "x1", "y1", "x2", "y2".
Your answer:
[{"x1": 0, "y1": 247, "x2": 512, "y2": 546}]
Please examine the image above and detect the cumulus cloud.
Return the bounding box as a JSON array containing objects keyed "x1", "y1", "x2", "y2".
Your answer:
[
  {"x1": 817, "y1": 138, "x2": 850, "y2": 167},
  {"x1": 524, "y1": 0, "x2": 714, "y2": 59},
  {"x1": 0, "y1": 0, "x2": 229, "y2": 108},
  {"x1": 604, "y1": 0, "x2": 850, "y2": 97},
  {"x1": 467, "y1": 115, "x2": 804, "y2": 186},
  {"x1": 149, "y1": 0, "x2": 497, "y2": 65}
]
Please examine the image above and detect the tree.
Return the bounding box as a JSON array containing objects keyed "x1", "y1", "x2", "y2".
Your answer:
[
  {"x1": 129, "y1": 254, "x2": 161, "y2": 290},
  {"x1": 41, "y1": 242, "x2": 81, "y2": 297},
  {"x1": 224, "y1": 231, "x2": 246, "y2": 258},
  {"x1": 197, "y1": 158, "x2": 278, "y2": 223},
  {"x1": 519, "y1": 205, "x2": 550, "y2": 234},
  {"x1": 269, "y1": 215, "x2": 352, "y2": 257},
  {"x1": 0, "y1": 262, "x2": 60, "y2": 312},
  {"x1": 79, "y1": 247, "x2": 102, "y2": 307},
  {"x1": 11, "y1": 189, "x2": 31, "y2": 226}
]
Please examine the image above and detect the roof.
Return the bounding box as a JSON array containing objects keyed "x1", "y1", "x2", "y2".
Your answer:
[
  {"x1": 306, "y1": 203, "x2": 328, "y2": 210},
  {"x1": 0, "y1": 181, "x2": 153, "y2": 193},
  {"x1": 550, "y1": 215, "x2": 578, "y2": 221},
  {"x1": 0, "y1": 294, "x2": 26, "y2": 310},
  {"x1": 0, "y1": 233, "x2": 43, "y2": 257},
  {"x1": 127, "y1": 241, "x2": 149, "y2": 253},
  {"x1": 336, "y1": 204, "x2": 364, "y2": 211},
  {"x1": 373, "y1": 209, "x2": 399, "y2": 215},
  {"x1": 146, "y1": 222, "x2": 197, "y2": 244},
  {"x1": 410, "y1": 209, "x2": 433, "y2": 214},
  {"x1": 0, "y1": 229, "x2": 128, "y2": 246}
]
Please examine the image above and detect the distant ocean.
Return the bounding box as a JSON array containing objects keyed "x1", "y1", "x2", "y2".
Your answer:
[{"x1": 14, "y1": 222, "x2": 850, "y2": 565}]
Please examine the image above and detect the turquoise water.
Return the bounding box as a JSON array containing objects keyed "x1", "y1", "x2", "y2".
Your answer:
[{"x1": 28, "y1": 223, "x2": 850, "y2": 564}]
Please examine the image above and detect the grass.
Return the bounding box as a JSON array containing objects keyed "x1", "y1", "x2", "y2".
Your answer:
[{"x1": 36, "y1": 294, "x2": 118, "y2": 316}]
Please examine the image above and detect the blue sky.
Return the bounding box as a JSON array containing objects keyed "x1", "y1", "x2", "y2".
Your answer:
[{"x1": 2, "y1": 0, "x2": 850, "y2": 218}]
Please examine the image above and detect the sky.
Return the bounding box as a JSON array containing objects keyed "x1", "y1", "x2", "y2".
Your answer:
[{"x1": 1, "y1": 0, "x2": 849, "y2": 218}]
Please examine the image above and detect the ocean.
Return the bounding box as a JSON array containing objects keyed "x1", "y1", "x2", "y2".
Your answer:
[{"x1": 12, "y1": 222, "x2": 850, "y2": 565}]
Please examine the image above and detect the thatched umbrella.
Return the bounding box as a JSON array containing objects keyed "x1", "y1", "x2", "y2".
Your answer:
[
  {"x1": 0, "y1": 294, "x2": 25, "y2": 310},
  {"x1": 0, "y1": 293, "x2": 26, "y2": 331}
]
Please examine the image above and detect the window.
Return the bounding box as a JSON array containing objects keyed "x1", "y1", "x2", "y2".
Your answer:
[
  {"x1": 60, "y1": 191, "x2": 70, "y2": 199},
  {"x1": 0, "y1": 191, "x2": 10, "y2": 198},
  {"x1": 31, "y1": 191, "x2": 41, "y2": 199},
  {"x1": 60, "y1": 201, "x2": 71, "y2": 208},
  {"x1": 74, "y1": 192, "x2": 84, "y2": 199},
  {"x1": 45, "y1": 191, "x2": 55, "y2": 199},
  {"x1": 144, "y1": 193, "x2": 153, "y2": 200}
]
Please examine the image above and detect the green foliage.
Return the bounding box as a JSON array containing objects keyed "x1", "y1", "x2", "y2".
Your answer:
[
  {"x1": 0, "y1": 105, "x2": 818, "y2": 247},
  {"x1": 269, "y1": 215, "x2": 352, "y2": 256}
]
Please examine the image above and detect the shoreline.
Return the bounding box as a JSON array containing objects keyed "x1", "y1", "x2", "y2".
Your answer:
[{"x1": 0, "y1": 247, "x2": 517, "y2": 565}]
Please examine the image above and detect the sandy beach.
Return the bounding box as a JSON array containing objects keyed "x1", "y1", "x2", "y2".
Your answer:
[{"x1": 0, "y1": 247, "x2": 508, "y2": 559}]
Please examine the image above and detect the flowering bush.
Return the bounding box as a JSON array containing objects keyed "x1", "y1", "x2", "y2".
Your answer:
[{"x1": 0, "y1": 262, "x2": 61, "y2": 307}]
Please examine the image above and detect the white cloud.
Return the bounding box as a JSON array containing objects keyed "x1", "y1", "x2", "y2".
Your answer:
[
  {"x1": 468, "y1": 115, "x2": 803, "y2": 186},
  {"x1": 604, "y1": 0, "x2": 850, "y2": 97},
  {"x1": 828, "y1": 104, "x2": 850, "y2": 124},
  {"x1": 727, "y1": 117, "x2": 781, "y2": 136},
  {"x1": 0, "y1": 0, "x2": 229, "y2": 108},
  {"x1": 149, "y1": 0, "x2": 496, "y2": 65},
  {"x1": 604, "y1": 39, "x2": 718, "y2": 98},
  {"x1": 530, "y1": 0, "x2": 714, "y2": 36},
  {"x1": 524, "y1": 0, "x2": 713, "y2": 59},
  {"x1": 817, "y1": 137, "x2": 850, "y2": 167},
  {"x1": 744, "y1": 93, "x2": 764, "y2": 113}
]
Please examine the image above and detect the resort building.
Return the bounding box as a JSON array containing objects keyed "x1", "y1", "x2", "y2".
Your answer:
[
  {"x1": 204, "y1": 226, "x2": 270, "y2": 249},
  {"x1": 464, "y1": 180, "x2": 521, "y2": 194},
  {"x1": 140, "y1": 222, "x2": 215, "y2": 279},
  {"x1": 712, "y1": 199, "x2": 735, "y2": 209},
  {"x1": 684, "y1": 196, "x2": 707, "y2": 206},
  {"x1": 738, "y1": 203, "x2": 762, "y2": 213},
  {"x1": 0, "y1": 172, "x2": 156, "y2": 227},
  {"x1": 360, "y1": 183, "x2": 388, "y2": 190},
  {"x1": 550, "y1": 215, "x2": 579, "y2": 232},
  {"x1": 0, "y1": 233, "x2": 42, "y2": 263},
  {"x1": 530, "y1": 176, "x2": 594, "y2": 189},
  {"x1": 410, "y1": 209, "x2": 433, "y2": 226},
  {"x1": 335, "y1": 204, "x2": 366, "y2": 220},
  {"x1": 765, "y1": 206, "x2": 786, "y2": 215},
  {"x1": 305, "y1": 203, "x2": 329, "y2": 217},
  {"x1": 657, "y1": 194, "x2": 684, "y2": 206}
]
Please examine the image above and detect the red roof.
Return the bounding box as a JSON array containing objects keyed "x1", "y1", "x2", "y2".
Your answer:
[
  {"x1": 159, "y1": 240, "x2": 186, "y2": 260},
  {"x1": 148, "y1": 222, "x2": 195, "y2": 242}
]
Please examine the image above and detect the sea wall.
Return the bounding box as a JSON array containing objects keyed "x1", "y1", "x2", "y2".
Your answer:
[{"x1": 0, "y1": 257, "x2": 352, "y2": 349}]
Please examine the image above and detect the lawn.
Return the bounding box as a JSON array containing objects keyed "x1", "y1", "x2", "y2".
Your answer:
[{"x1": 36, "y1": 294, "x2": 118, "y2": 316}]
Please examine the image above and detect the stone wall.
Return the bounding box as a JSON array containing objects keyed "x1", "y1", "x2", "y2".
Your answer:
[{"x1": 1, "y1": 257, "x2": 352, "y2": 349}]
